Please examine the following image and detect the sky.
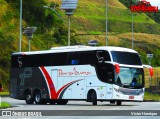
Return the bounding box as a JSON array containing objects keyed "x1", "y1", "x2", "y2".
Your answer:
[{"x1": 145, "y1": 0, "x2": 160, "y2": 9}]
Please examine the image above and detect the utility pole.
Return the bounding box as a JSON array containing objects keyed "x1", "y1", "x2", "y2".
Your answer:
[
  {"x1": 68, "y1": 15, "x2": 71, "y2": 46},
  {"x1": 132, "y1": 12, "x2": 134, "y2": 49},
  {"x1": 19, "y1": 0, "x2": 22, "y2": 52},
  {"x1": 106, "y1": 0, "x2": 108, "y2": 46}
]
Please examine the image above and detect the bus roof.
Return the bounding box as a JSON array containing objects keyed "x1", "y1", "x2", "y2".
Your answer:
[{"x1": 12, "y1": 46, "x2": 138, "y2": 55}]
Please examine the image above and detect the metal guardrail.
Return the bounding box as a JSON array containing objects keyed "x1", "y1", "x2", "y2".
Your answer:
[{"x1": 145, "y1": 73, "x2": 160, "y2": 93}]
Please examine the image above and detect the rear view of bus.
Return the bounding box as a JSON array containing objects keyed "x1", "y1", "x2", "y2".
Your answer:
[{"x1": 109, "y1": 47, "x2": 145, "y2": 105}]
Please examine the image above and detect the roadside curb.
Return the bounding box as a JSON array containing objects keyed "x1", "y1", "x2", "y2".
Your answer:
[{"x1": 143, "y1": 100, "x2": 160, "y2": 102}]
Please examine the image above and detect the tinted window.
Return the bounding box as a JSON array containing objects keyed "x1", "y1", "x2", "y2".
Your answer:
[
  {"x1": 67, "y1": 52, "x2": 79, "y2": 65},
  {"x1": 111, "y1": 51, "x2": 142, "y2": 65},
  {"x1": 96, "y1": 50, "x2": 111, "y2": 62},
  {"x1": 11, "y1": 55, "x2": 21, "y2": 68},
  {"x1": 11, "y1": 53, "x2": 68, "y2": 68},
  {"x1": 22, "y1": 54, "x2": 53, "y2": 67},
  {"x1": 53, "y1": 53, "x2": 67, "y2": 66},
  {"x1": 79, "y1": 51, "x2": 97, "y2": 64},
  {"x1": 96, "y1": 63, "x2": 114, "y2": 83}
]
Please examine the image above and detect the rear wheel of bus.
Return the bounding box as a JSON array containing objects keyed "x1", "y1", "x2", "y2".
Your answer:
[
  {"x1": 117, "y1": 101, "x2": 122, "y2": 106},
  {"x1": 34, "y1": 91, "x2": 45, "y2": 104},
  {"x1": 25, "y1": 91, "x2": 34, "y2": 104}
]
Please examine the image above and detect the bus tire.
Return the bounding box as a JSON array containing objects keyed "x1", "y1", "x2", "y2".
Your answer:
[
  {"x1": 110, "y1": 101, "x2": 115, "y2": 104},
  {"x1": 91, "y1": 90, "x2": 97, "y2": 105},
  {"x1": 25, "y1": 92, "x2": 34, "y2": 104},
  {"x1": 117, "y1": 101, "x2": 122, "y2": 106},
  {"x1": 50, "y1": 100, "x2": 56, "y2": 105},
  {"x1": 57, "y1": 100, "x2": 68, "y2": 105},
  {"x1": 34, "y1": 91, "x2": 43, "y2": 104}
]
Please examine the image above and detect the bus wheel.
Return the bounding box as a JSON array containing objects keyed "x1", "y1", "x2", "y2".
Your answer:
[
  {"x1": 34, "y1": 91, "x2": 42, "y2": 104},
  {"x1": 91, "y1": 91, "x2": 97, "y2": 105},
  {"x1": 25, "y1": 92, "x2": 34, "y2": 104},
  {"x1": 57, "y1": 100, "x2": 68, "y2": 105},
  {"x1": 110, "y1": 101, "x2": 115, "y2": 104},
  {"x1": 117, "y1": 101, "x2": 122, "y2": 106},
  {"x1": 50, "y1": 100, "x2": 56, "y2": 105}
]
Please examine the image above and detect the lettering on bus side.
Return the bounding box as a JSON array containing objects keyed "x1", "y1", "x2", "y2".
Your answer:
[{"x1": 58, "y1": 67, "x2": 91, "y2": 77}]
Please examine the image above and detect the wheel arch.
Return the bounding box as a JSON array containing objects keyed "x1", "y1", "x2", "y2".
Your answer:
[
  {"x1": 33, "y1": 88, "x2": 42, "y2": 97},
  {"x1": 23, "y1": 88, "x2": 32, "y2": 98},
  {"x1": 87, "y1": 89, "x2": 97, "y2": 102}
]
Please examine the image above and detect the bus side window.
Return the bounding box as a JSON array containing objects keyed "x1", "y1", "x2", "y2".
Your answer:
[
  {"x1": 68, "y1": 52, "x2": 79, "y2": 65},
  {"x1": 96, "y1": 51, "x2": 111, "y2": 63},
  {"x1": 96, "y1": 51, "x2": 104, "y2": 63},
  {"x1": 52, "y1": 53, "x2": 67, "y2": 66},
  {"x1": 17, "y1": 57, "x2": 22, "y2": 67},
  {"x1": 79, "y1": 51, "x2": 97, "y2": 65},
  {"x1": 71, "y1": 60, "x2": 79, "y2": 65},
  {"x1": 96, "y1": 63, "x2": 114, "y2": 83},
  {"x1": 108, "y1": 72, "x2": 113, "y2": 82}
]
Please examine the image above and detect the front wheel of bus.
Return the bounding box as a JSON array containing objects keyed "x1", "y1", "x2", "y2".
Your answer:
[
  {"x1": 25, "y1": 92, "x2": 34, "y2": 104},
  {"x1": 91, "y1": 91, "x2": 97, "y2": 105},
  {"x1": 110, "y1": 101, "x2": 115, "y2": 104},
  {"x1": 117, "y1": 101, "x2": 122, "y2": 106}
]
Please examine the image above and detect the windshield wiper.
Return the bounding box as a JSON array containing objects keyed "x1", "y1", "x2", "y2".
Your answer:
[
  {"x1": 122, "y1": 83, "x2": 130, "y2": 88},
  {"x1": 122, "y1": 83, "x2": 130, "y2": 86}
]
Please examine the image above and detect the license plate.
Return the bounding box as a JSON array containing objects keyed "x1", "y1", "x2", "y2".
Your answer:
[{"x1": 129, "y1": 96, "x2": 134, "y2": 99}]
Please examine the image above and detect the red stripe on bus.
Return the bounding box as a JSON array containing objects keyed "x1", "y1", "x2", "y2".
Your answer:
[
  {"x1": 57, "y1": 79, "x2": 83, "y2": 98},
  {"x1": 40, "y1": 67, "x2": 58, "y2": 99}
]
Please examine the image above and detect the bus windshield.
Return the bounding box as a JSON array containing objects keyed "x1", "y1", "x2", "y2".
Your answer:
[
  {"x1": 115, "y1": 67, "x2": 144, "y2": 89},
  {"x1": 111, "y1": 51, "x2": 142, "y2": 65}
]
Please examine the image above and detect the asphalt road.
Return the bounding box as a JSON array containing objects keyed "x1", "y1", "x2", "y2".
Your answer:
[{"x1": 1, "y1": 97, "x2": 160, "y2": 119}]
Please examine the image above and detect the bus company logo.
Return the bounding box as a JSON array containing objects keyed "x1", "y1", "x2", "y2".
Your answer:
[
  {"x1": 130, "y1": 0, "x2": 158, "y2": 13},
  {"x1": 19, "y1": 68, "x2": 32, "y2": 85},
  {"x1": 58, "y1": 67, "x2": 91, "y2": 77}
]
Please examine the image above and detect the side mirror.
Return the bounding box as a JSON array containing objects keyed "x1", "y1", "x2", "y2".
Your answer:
[{"x1": 114, "y1": 64, "x2": 120, "y2": 74}]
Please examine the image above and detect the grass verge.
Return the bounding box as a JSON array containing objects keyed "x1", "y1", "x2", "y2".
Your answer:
[
  {"x1": 144, "y1": 92, "x2": 160, "y2": 101},
  {"x1": 0, "y1": 92, "x2": 9, "y2": 96},
  {"x1": 0, "y1": 102, "x2": 11, "y2": 109}
]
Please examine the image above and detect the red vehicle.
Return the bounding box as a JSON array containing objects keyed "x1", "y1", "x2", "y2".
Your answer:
[{"x1": 137, "y1": 0, "x2": 151, "y2": 6}]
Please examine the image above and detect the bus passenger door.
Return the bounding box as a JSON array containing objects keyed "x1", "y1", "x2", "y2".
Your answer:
[{"x1": 106, "y1": 84, "x2": 113, "y2": 99}]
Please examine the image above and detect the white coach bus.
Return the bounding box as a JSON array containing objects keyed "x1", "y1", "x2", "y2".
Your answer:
[{"x1": 10, "y1": 46, "x2": 148, "y2": 105}]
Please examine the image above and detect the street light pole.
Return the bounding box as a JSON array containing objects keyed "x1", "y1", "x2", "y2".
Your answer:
[
  {"x1": 131, "y1": 0, "x2": 138, "y2": 49},
  {"x1": 28, "y1": 38, "x2": 31, "y2": 52},
  {"x1": 132, "y1": 12, "x2": 134, "y2": 49},
  {"x1": 61, "y1": 0, "x2": 78, "y2": 46},
  {"x1": 23, "y1": 27, "x2": 37, "y2": 52},
  {"x1": 106, "y1": 0, "x2": 108, "y2": 46},
  {"x1": 68, "y1": 15, "x2": 71, "y2": 46},
  {"x1": 19, "y1": 0, "x2": 22, "y2": 52}
]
